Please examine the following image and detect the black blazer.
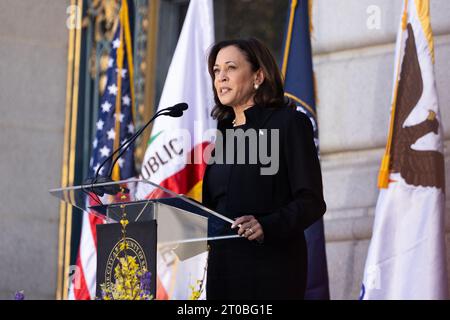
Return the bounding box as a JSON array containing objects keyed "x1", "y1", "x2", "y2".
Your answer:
[
  {"x1": 202, "y1": 104, "x2": 326, "y2": 245},
  {"x1": 202, "y1": 104, "x2": 326, "y2": 299}
]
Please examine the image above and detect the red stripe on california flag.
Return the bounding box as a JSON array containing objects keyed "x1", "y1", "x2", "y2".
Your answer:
[{"x1": 147, "y1": 142, "x2": 210, "y2": 197}]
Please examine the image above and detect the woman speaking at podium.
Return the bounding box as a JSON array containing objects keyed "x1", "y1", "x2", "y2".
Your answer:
[{"x1": 202, "y1": 38, "x2": 326, "y2": 300}]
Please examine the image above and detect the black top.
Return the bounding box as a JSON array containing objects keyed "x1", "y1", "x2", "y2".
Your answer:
[
  {"x1": 202, "y1": 104, "x2": 326, "y2": 300},
  {"x1": 204, "y1": 123, "x2": 249, "y2": 236}
]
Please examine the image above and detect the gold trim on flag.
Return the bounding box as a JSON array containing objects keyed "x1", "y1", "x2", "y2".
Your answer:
[
  {"x1": 378, "y1": 0, "x2": 409, "y2": 189},
  {"x1": 112, "y1": 4, "x2": 126, "y2": 180},
  {"x1": 186, "y1": 180, "x2": 204, "y2": 202},
  {"x1": 122, "y1": 0, "x2": 136, "y2": 122},
  {"x1": 415, "y1": 0, "x2": 435, "y2": 63},
  {"x1": 281, "y1": 0, "x2": 298, "y2": 80},
  {"x1": 284, "y1": 92, "x2": 317, "y2": 119}
]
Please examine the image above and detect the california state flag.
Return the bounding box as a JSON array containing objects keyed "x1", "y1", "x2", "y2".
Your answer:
[
  {"x1": 136, "y1": 0, "x2": 215, "y2": 299},
  {"x1": 361, "y1": 0, "x2": 448, "y2": 299}
]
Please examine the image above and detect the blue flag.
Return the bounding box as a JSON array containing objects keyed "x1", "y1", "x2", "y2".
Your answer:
[{"x1": 281, "y1": 0, "x2": 330, "y2": 300}]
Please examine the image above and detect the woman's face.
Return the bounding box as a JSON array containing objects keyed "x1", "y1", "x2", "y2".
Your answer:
[{"x1": 213, "y1": 45, "x2": 259, "y2": 108}]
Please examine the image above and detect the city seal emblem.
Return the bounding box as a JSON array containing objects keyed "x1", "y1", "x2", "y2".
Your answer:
[{"x1": 104, "y1": 237, "x2": 148, "y2": 292}]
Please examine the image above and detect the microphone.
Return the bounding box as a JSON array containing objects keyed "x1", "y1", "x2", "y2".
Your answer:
[
  {"x1": 162, "y1": 102, "x2": 187, "y2": 118},
  {"x1": 84, "y1": 102, "x2": 189, "y2": 196},
  {"x1": 106, "y1": 103, "x2": 187, "y2": 177}
]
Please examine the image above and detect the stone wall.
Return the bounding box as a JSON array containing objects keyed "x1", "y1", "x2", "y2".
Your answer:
[{"x1": 0, "y1": 0, "x2": 69, "y2": 299}]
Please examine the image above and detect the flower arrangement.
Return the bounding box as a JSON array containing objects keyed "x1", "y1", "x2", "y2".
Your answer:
[
  {"x1": 189, "y1": 280, "x2": 204, "y2": 300},
  {"x1": 98, "y1": 187, "x2": 208, "y2": 300},
  {"x1": 188, "y1": 255, "x2": 208, "y2": 300},
  {"x1": 100, "y1": 255, "x2": 152, "y2": 300},
  {"x1": 98, "y1": 188, "x2": 153, "y2": 300}
]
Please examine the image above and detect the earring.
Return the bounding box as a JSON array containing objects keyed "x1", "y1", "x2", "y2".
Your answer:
[{"x1": 254, "y1": 83, "x2": 259, "y2": 90}]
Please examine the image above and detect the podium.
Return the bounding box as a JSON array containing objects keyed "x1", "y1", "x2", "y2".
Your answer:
[{"x1": 50, "y1": 178, "x2": 238, "y2": 300}]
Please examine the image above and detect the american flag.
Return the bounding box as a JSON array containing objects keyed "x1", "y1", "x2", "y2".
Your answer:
[
  {"x1": 89, "y1": 31, "x2": 135, "y2": 181},
  {"x1": 69, "y1": 11, "x2": 136, "y2": 299}
]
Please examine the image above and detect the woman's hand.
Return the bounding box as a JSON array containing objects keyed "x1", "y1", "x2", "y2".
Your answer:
[{"x1": 231, "y1": 215, "x2": 264, "y2": 243}]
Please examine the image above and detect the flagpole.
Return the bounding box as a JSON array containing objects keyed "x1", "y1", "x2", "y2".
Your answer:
[
  {"x1": 122, "y1": 0, "x2": 136, "y2": 122},
  {"x1": 281, "y1": 0, "x2": 298, "y2": 79},
  {"x1": 112, "y1": 4, "x2": 126, "y2": 180},
  {"x1": 378, "y1": 0, "x2": 409, "y2": 189}
]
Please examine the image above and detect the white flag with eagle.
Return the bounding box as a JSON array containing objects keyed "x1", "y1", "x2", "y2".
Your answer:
[{"x1": 361, "y1": 0, "x2": 448, "y2": 299}]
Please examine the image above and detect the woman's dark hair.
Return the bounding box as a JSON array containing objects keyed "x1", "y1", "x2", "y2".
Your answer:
[{"x1": 207, "y1": 38, "x2": 287, "y2": 121}]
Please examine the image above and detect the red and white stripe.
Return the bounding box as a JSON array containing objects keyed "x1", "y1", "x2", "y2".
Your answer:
[{"x1": 68, "y1": 204, "x2": 104, "y2": 300}]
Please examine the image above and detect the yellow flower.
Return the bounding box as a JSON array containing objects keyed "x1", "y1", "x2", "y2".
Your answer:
[
  {"x1": 98, "y1": 208, "x2": 155, "y2": 300},
  {"x1": 119, "y1": 241, "x2": 129, "y2": 251}
]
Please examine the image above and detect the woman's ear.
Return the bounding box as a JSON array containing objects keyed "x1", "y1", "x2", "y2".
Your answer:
[{"x1": 255, "y1": 69, "x2": 265, "y2": 86}]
